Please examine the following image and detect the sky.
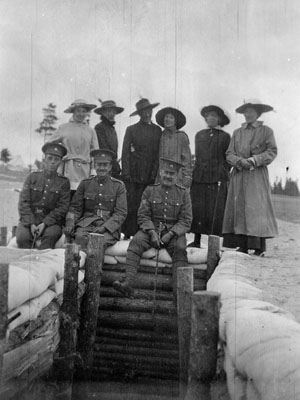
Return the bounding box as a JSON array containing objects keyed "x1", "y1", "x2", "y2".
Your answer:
[{"x1": 0, "y1": 0, "x2": 300, "y2": 184}]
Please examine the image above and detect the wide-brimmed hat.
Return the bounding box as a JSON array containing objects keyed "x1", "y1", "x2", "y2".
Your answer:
[
  {"x1": 64, "y1": 99, "x2": 97, "y2": 113},
  {"x1": 90, "y1": 149, "x2": 115, "y2": 162},
  {"x1": 200, "y1": 105, "x2": 230, "y2": 127},
  {"x1": 160, "y1": 157, "x2": 183, "y2": 172},
  {"x1": 235, "y1": 100, "x2": 273, "y2": 115},
  {"x1": 130, "y1": 98, "x2": 160, "y2": 117},
  {"x1": 94, "y1": 100, "x2": 124, "y2": 115},
  {"x1": 42, "y1": 143, "x2": 67, "y2": 158},
  {"x1": 155, "y1": 107, "x2": 186, "y2": 130}
]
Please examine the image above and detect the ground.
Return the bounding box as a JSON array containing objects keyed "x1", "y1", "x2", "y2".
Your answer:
[{"x1": 1, "y1": 180, "x2": 300, "y2": 399}]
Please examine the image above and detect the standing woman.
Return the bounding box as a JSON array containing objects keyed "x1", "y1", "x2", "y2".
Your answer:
[
  {"x1": 48, "y1": 99, "x2": 99, "y2": 196},
  {"x1": 189, "y1": 105, "x2": 231, "y2": 248},
  {"x1": 155, "y1": 107, "x2": 192, "y2": 189},
  {"x1": 222, "y1": 100, "x2": 278, "y2": 255}
]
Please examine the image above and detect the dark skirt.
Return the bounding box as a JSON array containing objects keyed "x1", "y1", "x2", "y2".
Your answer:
[
  {"x1": 223, "y1": 234, "x2": 266, "y2": 252},
  {"x1": 121, "y1": 182, "x2": 147, "y2": 237},
  {"x1": 190, "y1": 182, "x2": 227, "y2": 235}
]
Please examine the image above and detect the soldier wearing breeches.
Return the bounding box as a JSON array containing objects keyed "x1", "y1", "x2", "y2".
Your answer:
[
  {"x1": 65, "y1": 149, "x2": 127, "y2": 252},
  {"x1": 16, "y1": 143, "x2": 70, "y2": 249},
  {"x1": 113, "y1": 157, "x2": 192, "y2": 299}
]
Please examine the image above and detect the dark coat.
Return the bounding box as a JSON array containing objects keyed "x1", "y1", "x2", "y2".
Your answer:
[
  {"x1": 68, "y1": 175, "x2": 127, "y2": 239},
  {"x1": 137, "y1": 183, "x2": 192, "y2": 237},
  {"x1": 94, "y1": 117, "x2": 121, "y2": 177},
  {"x1": 121, "y1": 121, "x2": 161, "y2": 184},
  {"x1": 192, "y1": 128, "x2": 231, "y2": 183},
  {"x1": 18, "y1": 170, "x2": 70, "y2": 227}
]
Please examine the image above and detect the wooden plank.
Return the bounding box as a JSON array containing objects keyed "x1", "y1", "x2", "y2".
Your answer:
[
  {"x1": 94, "y1": 343, "x2": 178, "y2": 359},
  {"x1": 185, "y1": 291, "x2": 220, "y2": 400},
  {"x1": 99, "y1": 297, "x2": 175, "y2": 315},
  {"x1": 96, "y1": 327, "x2": 178, "y2": 344},
  {"x1": 97, "y1": 310, "x2": 177, "y2": 332},
  {"x1": 99, "y1": 286, "x2": 174, "y2": 301},
  {"x1": 206, "y1": 235, "x2": 221, "y2": 282},
  {"x1": 76, "y1": 233, "x2": 104, "y2": 380},
  {"x1": 177, "y1": 267, "x2": 193, "y2": 397},
  {"x1": 54, "y1": 243, "x2": 80, "y2": 383}
]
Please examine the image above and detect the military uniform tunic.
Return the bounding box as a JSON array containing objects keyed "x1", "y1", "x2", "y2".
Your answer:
[
  {"x1": 16, "y1": 170, "x2": 70, "y2": 249},
  {"x1": 124, "y1": 183, "x2": 192, "y2": 285},
  {"x1": 68, "y1": 175, "x2": 127, "y2": 250}
]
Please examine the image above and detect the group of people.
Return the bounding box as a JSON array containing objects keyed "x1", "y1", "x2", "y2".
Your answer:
[{"x1": 15, "y1": 96, "x2": 278, "y2": 297}]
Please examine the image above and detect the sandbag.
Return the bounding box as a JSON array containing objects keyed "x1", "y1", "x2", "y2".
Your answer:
[
  {"x1": 7, "y1": 264, "x2": 57, "y2": 312},
  {"x1": 52, "y1": 270, "x2": 85, "y2": 295},
  {"x1": 208, "y1": 250, "x2": 300, "y2": 400},
  {"x1": 186, "y1": 247, "x2": 207, "y2": 264},
  {"x1": 7, "y1": 289, "x2": 56, "y2": 334},
  {"x1": 105, "y1": 240, "x2": 130, "y2": 256}
]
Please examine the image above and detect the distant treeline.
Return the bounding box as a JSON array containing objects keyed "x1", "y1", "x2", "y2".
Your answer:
[{"x1": 272, "y1": 178, "x2": 299, "y2": 197}]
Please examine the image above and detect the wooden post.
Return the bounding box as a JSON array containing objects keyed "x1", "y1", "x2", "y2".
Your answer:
[
  {"x1": 0, "y1": 264, "x2": 9, "y2": 384},
  {"x1": 55, "y1": 243, "x2": 80, "y2": 391},
  {"x1": 76, "y1": 233, "x2": 104, "y2": 380},
  {"x1": 185, "y1": 291, "x2": 220, "y2": 400},
  {"x1": 206, "y1": 235, "x2": 221, "y2": 282},
  {"x1": 177, "y1": 266, "x2": 194, "y2": 398},
  {"x1": 11, "y1": 226, "x2": 17, "y2": 238},
  {"x1": 0, "y1": 227, "x2": 7, "y2": 247}
]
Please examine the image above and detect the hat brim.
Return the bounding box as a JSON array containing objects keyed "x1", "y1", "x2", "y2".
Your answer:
[
  {"x1": 42, "y1": 143, "x2": 67, "y2": 157},
  {"x1": 235, "y1": 103, "x2": 273, "y2": 114},
  {"x1": 94, "y1": 106, "x2": 124, "y2": 115},
  {"x1": 155, "y1": 107, "x2": 186, "y2": 130},
  {"x1": 130, "y1": 102, "x2": 160, "y2": 117},
  {"x1": 64, "y1": 104, "x2": 97, "y2": 113},
  {"x1": 200, "y1": 105, "x2": 230, "y2": 127}
]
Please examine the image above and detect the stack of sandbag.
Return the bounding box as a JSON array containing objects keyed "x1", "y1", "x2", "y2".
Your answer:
[
  {"x1": 4, "y1": 248, "x2": 86, "y2": 336},
  {"x1": 207, "y1": 250, "x2": 300, "y2": 400}
]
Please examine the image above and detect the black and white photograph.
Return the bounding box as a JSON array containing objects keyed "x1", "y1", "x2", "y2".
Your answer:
[{"x1": 0, "y1": 1, "x2": 300, "y2": 399}]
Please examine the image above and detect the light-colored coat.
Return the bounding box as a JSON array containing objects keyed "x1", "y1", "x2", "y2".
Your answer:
[{"x1": 222, "y1": 121, "x2": 278, "y2": 237}]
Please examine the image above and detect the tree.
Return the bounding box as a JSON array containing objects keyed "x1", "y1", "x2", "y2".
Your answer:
[
  {"x1": 0, "y1": 148, "x2": 12, "y2": 166},
  {"x1": 272, "y1": 177, "x2": 284, "y2": 195},
  {"x1": 284, "y1": 178, "x2": 300, "y2": 196},
  {"x1": 35, "y1": 103, "x2": 58, "y2": 142}
]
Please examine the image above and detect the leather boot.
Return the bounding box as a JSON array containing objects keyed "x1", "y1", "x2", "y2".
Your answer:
[
  {"x1": 113, "y1": 264, "x2": 137, "y2": 298},
  {"x1": 172, "y1": 263, "x2": 178, "y2": 306}
]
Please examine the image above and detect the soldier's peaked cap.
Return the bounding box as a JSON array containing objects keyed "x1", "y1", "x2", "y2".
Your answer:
[
  {"x1": 90, "y1": 149, "x2": 115, "y2": 162},
  {"x1": 160, "y1": 157, "x2": 183, "y2": 172},
  {"x1": 42, "y1": 142, "x2": 67, "y2": 157}
]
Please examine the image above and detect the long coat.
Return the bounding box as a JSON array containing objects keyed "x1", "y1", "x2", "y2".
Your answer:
[
  {"x1": 94, "y1": 116, "x2": 121, "y2": 178},
  {"x1": 49, "y1": 118, "x2": 99, "y2": 190},
  {"x1": 121, "y1": 120, "x2": 161, "y2": 184},
  {"x1": 222, "y1": 121, "x2": 278, "y2": 238},
  {"x1": 191, "y1": 128, "x2": 231, "y2": 235}
]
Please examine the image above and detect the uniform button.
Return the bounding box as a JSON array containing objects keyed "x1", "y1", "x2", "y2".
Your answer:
[
  {"x1": 42, "y1": 197, "x2": 45, "y2": 199},
  {"x1": 99, "y1": 193, "x2": 102, "y2": 196},
  {"x1": 46, "y1": 185, "x2": 48, "y2": 187},
  {"x1": 100, "y1": 184, "x2": 103, "y2": 187},
  {"x1": 99, "y1": 203, "x2": 102, "y2": 206},
  {"x1": 44, "y1": 191, "x2": 47, "y2": 193},
  {"x1": 166, "y1": 191, "x2": 168, "y2": 194},
  {"x1": 165, "y1": 203, "x2": 167, "y2": 205}
]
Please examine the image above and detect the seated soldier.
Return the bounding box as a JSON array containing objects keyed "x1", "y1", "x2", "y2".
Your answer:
[
  {"x1": 16, "y1": 143, "x2": 70, "y2": 249},
  {"x1": 113, "y1": 157, "x2": 192, "y2": 298},
  {"x1": 65, "y1": 149, "x2": 127, "y2": 252}
]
